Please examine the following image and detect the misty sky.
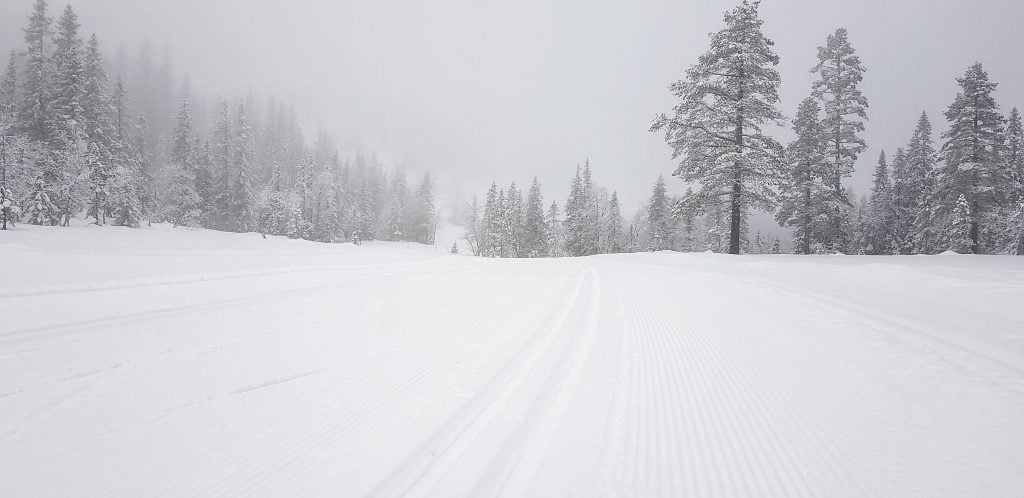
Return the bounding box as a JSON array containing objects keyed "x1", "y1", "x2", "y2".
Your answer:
[{"x1": 2, "y1": 0, "x2": 1023, "y2": 219}]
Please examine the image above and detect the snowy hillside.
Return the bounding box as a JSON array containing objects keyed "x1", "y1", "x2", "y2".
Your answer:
[{"x1": 2, "y1": 225, "x2": 1024, "y2": 497}]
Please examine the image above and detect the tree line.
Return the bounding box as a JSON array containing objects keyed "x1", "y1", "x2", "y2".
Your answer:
[
  {"x1": 652, "y1": 0, "x2": 1023, "y2": 255},
  {"x1": 468, "y1": 1, "x2": 1022, "y2": 259},
  {"x1": 0, "y1": 0, "x2": 437, "y2": 245}
]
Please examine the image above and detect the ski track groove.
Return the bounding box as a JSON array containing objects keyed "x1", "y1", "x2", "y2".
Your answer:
[
  {"x1": 481, "y1": 266, "x2": 602, "y2": 498},
  {"x1": 365, "y1": 265, "x2": 591, "y2": 498},
  {"x1": 0, "y1": 259, "x2": 486, "y2": 344},
  {"x1": 0, "y1": 257, "x2": 454, "y2": 299},
  {"x1": 9, "y1": 266, "x2": 518, "y2": 496}
]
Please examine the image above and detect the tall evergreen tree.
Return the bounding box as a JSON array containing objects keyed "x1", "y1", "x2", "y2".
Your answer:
[
  {"x1": 482, "y1": 182, "x2": 502, "y2": 257},
  {"x1": 606, "y1": 191, "x2": 625, "y2": 253},
  {"x1": 906, "y1": 112, "x2": 939, "y2": 253},
  {"x1": 651, "y1": 0, "x2": 784, "y2": 254},
  {"x1": 864, "y1": 151, "x2": 893, "y2": 254},
  {"x1": 812, "y1": 28, "x2": 868, "y2": 253},
  {"x1": 546, "y1": 200, "x2": 563, "y2": 257},
  {"x1": 410, "y1": 173, "x2": 436, "y2": 244},
  {"x1": 504, "y1": 182, "x2": 524, "y2": 256},
  {"x1": 230, "y1": 103, "x2": 256, "y2": 232},
  {"x1": 164, "y1": 99, "x2": 200, "y2": 226},
  {"x1": 523, "y1": 177, "x2": 548, "y2": 257},
  {"x1": 1, "y1": 51, "x2": 17, "y2": 120},
  {"x1": 19, "y1": 0, "x2": 53, "y2": 143},
  {"x1": 50, "y1": 5, "x2": 85, "y2": 146},
  {"x1": 563, "y1": 166, "x2": 587, "y2": 256},
  {"x1": 647, "y1": 175, "x2": 673, "y2": 251},
  {"x1": 937, "y1": 63, "x2": 1006, "y2": 254},
  {"x1": 889, "y1": 148, "x2": 913, "y2": 253},
  {"x1": 777, "y1": 97, "x2": 830, "y2": 254}
]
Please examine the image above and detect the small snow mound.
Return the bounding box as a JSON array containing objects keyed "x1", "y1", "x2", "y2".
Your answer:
[{"x1": 937, "y1": 250, "x2": 963, "y2": 256}]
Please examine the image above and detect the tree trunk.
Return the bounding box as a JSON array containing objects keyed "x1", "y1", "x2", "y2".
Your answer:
[{"x1": 729, "y1": 175, "x2": 741, "y2": 254}]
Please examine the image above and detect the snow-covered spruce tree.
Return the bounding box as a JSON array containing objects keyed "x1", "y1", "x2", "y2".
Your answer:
[
  {"x1": 229, "y1": 103, "x2": 256, "y2": 232},
  {"x1": 410, "y1": 173, "x2": 436, "y2": 244},
  {"x1": 50, "y1": 5, "x2": 85, "y2": 147},
  {"x1": 1, "y1": 51, "x2": 17, "y2": 120},
  {"x1": 606, "y1": 191, "x2": 625, "y2": 253},
  {"x1": 210, "y1": 99, "x2": 232, "y2": 228},
  {"x1": 523, "y1": 177, "x2": 548, "y2": 257},
  {"x1": 651, "y1": 0, "x2": 784, "y2": 255},
  {"x1": 23, "y1": 172, "x2": 58, "y2": 225},
  {"x1": 580, "y1": 160, "x2": 599, "y2": 255},
  {"x1": 946, "y1": 194, "x2": 973, "y2": 253},
  {"x1": 82, "y1": 35, "x2": 114, "y2": 224},
  {"x1": 938, "y1": 63, "x2": 1006, "y2": 254},
  {"x1": 504, "y1": 182, "x2": 524, "y2": 256},
  {"x1": 889, "y1": 148, "x2": 913, "y2": 254},
  {"x1": 1002, "y1": 108, "x2": 1024, "y2": 254},
  {"x1": 812, "y1": 28, "x2": 868, "y2": 253},
  {"x1": 903, "y1": 112, "x2": 938, "y2": 253},
  {"x1": 863, "y1": 151, "x2": 893, "y2": 254},
  {"x1": 647, "y1": 176, "x2": 673, "y2": 251},
  {"x1": 777, "y1": 97, "x2": 830, "y2": 254},
  {"x1": 19, "y1": 0, "x2": 53, "y2": 144},
  {"x1": 546, "y1": 200, "x2": 563, "y2": 257},
  {"x1": 163, "y1": 99, "x2": 201, "y2": 227},
  {"x1": 481, "y1": 183, "x2": 502, "y2": 257},
  {"x1": 563, "y1": 166, "x2": 586, "y2": 256}
]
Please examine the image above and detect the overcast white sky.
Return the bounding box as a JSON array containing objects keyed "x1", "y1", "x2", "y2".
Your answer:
[{"x1": 2, "y1": 0, "x2": 1023, "y2": 216}]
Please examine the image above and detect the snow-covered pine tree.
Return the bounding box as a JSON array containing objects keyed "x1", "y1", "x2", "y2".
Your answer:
[
  {"x1": 938, "y1": 63, "x2": 1006, "y2": 254},
  {"x1": 906, "y1": 112, "x2": 939, "y2": 254},
  {"x1": 23, "y1": 172, "x2": 58, "y2": 225},
  {"x1": 50, "y1": 5, "x2": 85, "y2": 148},
  {"x1": 646, "y1": 175, "x2": 673, "y2": 251},
  {"x1": 563, "y1": 166, "x2": 586, "y2": 256},
  {"x1": 580, "y1": 160, "x2": 599, "y2": 255},
  {"x1": 946, "y1": 194, "x2": 973, "y2": 253},
  {"x1": 19, "y1": 0, "x2": 53, "y2": 143},
  {"x1": 651, "y1": 0, "x2": 784, "y2": 255},
  {"x1": 771, "y1": 237, "x2": 781, "y2": 254},
  {"x1": 410, "y1": 173, "x2": 436, "y2": 244},
  {"x1": 210, "y1": 99, "x2": 232, "y2": 228},
  {"x1": 1, "y1": 52, "x2": 16, "y2": 120},
  {"x1": 812, "y1": 28, "x2": 868, "y2": 254},
  {"x1": 482, "y1": 183, "x2": 502, "y2": 257},
  {"x1": 777, "y1": 97, "x2": 830, "y2": 254},
  {"x1": 1003, "y1": 108, "x2": 1024, "y2": 254},
  {"x1": 864, "y1": 151, "x2": 893, "y2": 254},
  {"x1": 164, "y1": 99, "x2": 201, "y2": 226},
  {"x1": 889, "y1": 148, "x2": 913, "y2": 254},
  {"x1": 82, "y1": 35, "x2": 114, "y2": 224},
  {"x1": 606, "y1": 191, "x2": 625, "y2": 253},
  {"x1": 523, "y1": 177, "x2": 548, "y2": 257},
  {"x1": 546, "y1": 200, "x2": 563, "y2": 257},
  {"x1": 230, "y1": 103, "x2": 256, "y2": 232},
  {"x1": 504, "y1": 182, "x2": 524, "y2": 256}
]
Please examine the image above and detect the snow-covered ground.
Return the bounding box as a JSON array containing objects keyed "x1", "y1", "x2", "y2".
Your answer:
[{"x1": 2, "y1": 224, "x2": 1023, "y2": 497}]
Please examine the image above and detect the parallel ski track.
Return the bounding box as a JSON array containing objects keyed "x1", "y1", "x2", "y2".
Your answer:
[
  {"x1": 367, "y1": 265, "x2": 601, "y2": 498},
  {"x1": 0, "y1": 258, "x2": 485, "y2": 344},
  {"x1": 2, "y1": 260, "x2": 555, "y2": 496},
  {"x1": 0, "y1": 256, "x2": 453, "y2": 299}
]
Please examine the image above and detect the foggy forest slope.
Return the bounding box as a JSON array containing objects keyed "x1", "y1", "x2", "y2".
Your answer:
[{"x1": 2, "y1": 225, "x2": 1023, "y2": 497}]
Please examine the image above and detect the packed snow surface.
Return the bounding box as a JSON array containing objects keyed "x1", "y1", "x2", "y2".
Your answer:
[{"x1": 2, "y1": 224, "x2": 1024, "y2": 497}]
